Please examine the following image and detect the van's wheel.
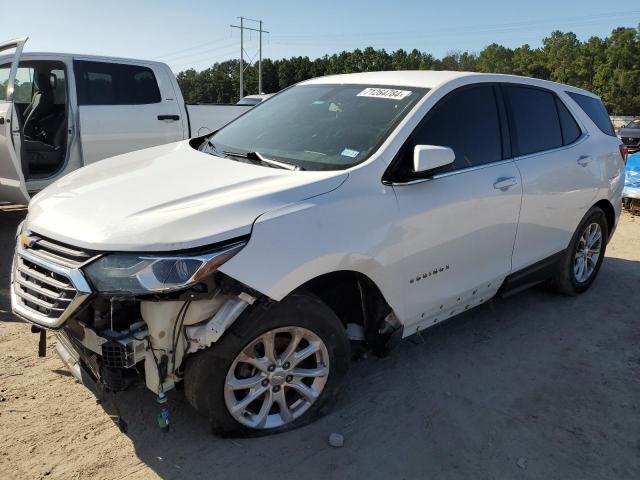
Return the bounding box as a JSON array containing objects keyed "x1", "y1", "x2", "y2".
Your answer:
[
  {"x1": 549, "y1": 206, "x2": 608, "y2": 295},
  {"x1": 184, "y1": 292, "x2": 350, "y2": 437}
]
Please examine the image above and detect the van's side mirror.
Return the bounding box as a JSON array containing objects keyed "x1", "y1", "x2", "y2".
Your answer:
[{"x1": 413, "y1": 145, "x2": 455, "y2": 174}]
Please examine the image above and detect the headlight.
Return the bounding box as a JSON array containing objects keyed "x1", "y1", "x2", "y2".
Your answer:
[{"x1": 83, "y1": 241, "x2": 246, "y2": 295}]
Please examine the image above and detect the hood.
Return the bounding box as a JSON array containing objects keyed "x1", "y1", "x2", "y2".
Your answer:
[{"x1": 28, "y1": 141, "x2": 348, "y2": 251}]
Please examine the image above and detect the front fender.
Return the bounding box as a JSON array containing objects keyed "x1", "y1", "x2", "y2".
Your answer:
[{"x1": 219, "y1": 174, "x2": 405, "y2": 320}]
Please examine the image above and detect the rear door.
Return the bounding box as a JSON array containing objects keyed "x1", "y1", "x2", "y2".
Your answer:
[
  {"x1": 73, "y1": 59, "x2": 184, "y2": 165},
  {"x1": 505, "y1": 84, "x2": 602, "y2": 271},
  {"x1": 0, "y1": 37, "x2": 29, "y2": 204}
]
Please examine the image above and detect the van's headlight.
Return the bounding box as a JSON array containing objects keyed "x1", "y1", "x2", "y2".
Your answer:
[{"x1": 83, "y1": 241, "x2": 246, "y2": 295}]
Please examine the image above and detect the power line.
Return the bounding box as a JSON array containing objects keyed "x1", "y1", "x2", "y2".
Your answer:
[
  {"x1": 266, "y1": 14, "x2": 640, "y2": 53},
  {"x1": 160, "y1": 40, "x2": 238, "y2": 64},
  {"x1": 270, "y1": 10, "x2": 640, "y2": 41},
  {"x1": 168, "y1": 34, "x2": 265, "y2": 71},
  {"x1": 152, "y1": 36, "x2": 232, "y2": 60},
  {"x1": 164, "y1": 10, "x2": 638, "y2": 72},
  {"x1": 170, "y1": 46, "x2": 240, "y2": 70},
  {"x1": 165, "y1": 34, "x2": 263, "y2": 67}
]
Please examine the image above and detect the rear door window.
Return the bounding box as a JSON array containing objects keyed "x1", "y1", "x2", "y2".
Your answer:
[
  {"x1": 505, "y1": 86, "x2": 562, "y2": 156},
  {"x1": 409, "y1": 85, "x2": 503, "y2": 171},
  {"x1": 74, "y1": 60, "x2": 161, "y2": 106},
  {"x1": 566, "y1": 92, "x2": 615, "y2": 136}
]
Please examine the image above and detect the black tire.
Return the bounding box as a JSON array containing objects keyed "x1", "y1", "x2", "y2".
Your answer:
[
  {"x1": 549, "y1": 206, "x2": 608, "y2": 295},
  {"x1": 184, "y1": 292, "x2": 350, "y2": 437}
]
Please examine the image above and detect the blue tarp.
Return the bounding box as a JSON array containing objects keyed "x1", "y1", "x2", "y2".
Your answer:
[{"x1": 623, "y1": 152, "x2": 640, "y2": 199}]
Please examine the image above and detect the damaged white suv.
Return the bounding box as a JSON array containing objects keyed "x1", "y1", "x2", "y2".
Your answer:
[{"x1": 11, "y1": 71, "x2": 625, "y2": 435}]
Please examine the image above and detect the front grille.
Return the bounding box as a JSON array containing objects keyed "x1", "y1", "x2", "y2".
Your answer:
[
  {"x1": 13, "y1": 256, "x2": 75, "y2": 317},
  {"x1": 26, "y1": 237, "x2": 94, "y2": 269},
  {"x1": 12, "y1": 234, "x2": 96, "y2": 327}
]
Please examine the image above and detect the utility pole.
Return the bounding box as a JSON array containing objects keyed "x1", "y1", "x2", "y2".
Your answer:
[
  {"x1": 259, "y1": 20, "x2": 263, "y2": 94},
  {"x1": 239, "y1": 16, "x2": 243, "y2": 100},
  {"x1": 230, "y1": 17, "x2": 269, "y2": 99}
]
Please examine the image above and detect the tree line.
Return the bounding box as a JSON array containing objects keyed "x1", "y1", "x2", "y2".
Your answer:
[{"x1": 176, "y1": 25, "x2": 640, "y2": 115}]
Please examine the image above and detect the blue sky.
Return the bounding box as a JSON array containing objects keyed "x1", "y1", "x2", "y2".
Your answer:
[{"x1": 1, "y1": 0, "x2": 638, "y2": 73}]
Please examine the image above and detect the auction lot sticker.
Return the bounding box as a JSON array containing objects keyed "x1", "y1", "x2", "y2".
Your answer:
[{"x1": 357, "y1": 87, "x2": 412, "y2": 100}]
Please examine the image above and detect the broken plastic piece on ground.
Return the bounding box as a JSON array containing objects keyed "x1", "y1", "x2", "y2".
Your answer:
[{"x1": 328, "y1": 432, "x2": 344, "y2": 447}]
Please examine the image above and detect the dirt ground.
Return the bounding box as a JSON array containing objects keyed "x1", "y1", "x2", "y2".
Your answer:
[{"x1": 1, "y1": 205, "x2": 639, "y2": 480}]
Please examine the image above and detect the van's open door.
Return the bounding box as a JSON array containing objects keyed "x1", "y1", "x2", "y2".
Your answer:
[{"x1": 0, "y1": 37, "x2": 29, "y2": 204}]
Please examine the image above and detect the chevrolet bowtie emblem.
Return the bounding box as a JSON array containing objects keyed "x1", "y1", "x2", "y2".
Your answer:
[{"x1": 20, "y1": 233, "x2": 37, "y2": 249}]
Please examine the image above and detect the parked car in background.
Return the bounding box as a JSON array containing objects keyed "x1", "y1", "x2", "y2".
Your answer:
[
  {"x1": 236, "y1": 94, "x2": 273, "y2": 106},
  {"x1": 11, "y1": 70, "x2": 625, "y2": 436},
  {"x1": 622, "y1": 152, "x2": 640, "y2": 213},
  {"x1": 0, "y1": 38, "x2": 254, "y2": 204},
  {"x1": 618, "y1": 119, "x2": 640, "y2": 153}
]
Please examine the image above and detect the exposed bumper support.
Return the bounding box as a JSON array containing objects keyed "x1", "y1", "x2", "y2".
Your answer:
[
  {"x1": 185, "y1": 293, "x2": 255, "y2": 353},
  {"x1": 55, "y1": 331, "x2": 82, "y2": 382},
  {"x1": 54, "y1": 331, "x2": 99, "y2": 394}
]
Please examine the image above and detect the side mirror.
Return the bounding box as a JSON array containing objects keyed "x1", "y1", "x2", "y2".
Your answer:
[{"x1": 413, "y1": 145, "x2": 455, "y2": 174}]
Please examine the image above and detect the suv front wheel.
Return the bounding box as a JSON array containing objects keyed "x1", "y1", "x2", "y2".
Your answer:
[
  {"x1": 550, "y1": 206, "x2": 608, "y2": 295},
  {"x1": 184, "y1": 292, "x2": 350, "y2": 436}
]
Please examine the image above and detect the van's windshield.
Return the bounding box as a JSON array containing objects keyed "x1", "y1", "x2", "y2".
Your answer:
[{"x1": 204, "y1": 84, "x2": 428, "y2": 171}]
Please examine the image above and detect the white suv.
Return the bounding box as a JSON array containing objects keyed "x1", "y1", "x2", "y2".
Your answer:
[{"x1": 11, "y1": 71, "x2": 626, "y2": 436}]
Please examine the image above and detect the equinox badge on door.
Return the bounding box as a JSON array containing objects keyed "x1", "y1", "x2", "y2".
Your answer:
[{"x1": 410, "y1": 264, "x2": 450, "y2": 284}]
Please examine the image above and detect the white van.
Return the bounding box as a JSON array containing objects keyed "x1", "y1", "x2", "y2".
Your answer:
[{"x1": 0, "y1": 38, "x2": 252, "y2": 204}]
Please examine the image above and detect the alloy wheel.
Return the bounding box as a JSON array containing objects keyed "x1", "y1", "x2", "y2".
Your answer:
[
  {"x1": 224, "y1": 326, "x2": 330, "y2": 429},
  {"x1": 574, "y1": 222, "x2": 602, "y2": 283}
]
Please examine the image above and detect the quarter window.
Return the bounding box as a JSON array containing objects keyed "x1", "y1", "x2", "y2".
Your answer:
[
  {"x1": 566, "y1": 91, "x2": 615, "y2": 136},
  {"x1": 505, "y1": 86, "x2": 562, "y2": 156},
  {"x1": 408, "y1": 85, "x2": 503, "y2": 171},
  {"x1": 74, "y1": 60, "x2": 161, "y2": 106}
]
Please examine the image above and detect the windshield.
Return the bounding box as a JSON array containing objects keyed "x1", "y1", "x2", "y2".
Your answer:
[
  {"x1": 625, "y1": 120, "x2": 640, "y2": 129},
  {"x1": 206, "y1": 84, "x2": 427, "y2": 171}
]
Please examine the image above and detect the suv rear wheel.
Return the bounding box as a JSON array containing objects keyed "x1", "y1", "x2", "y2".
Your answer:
[
  {"x1": 549, "y1": 206, "x2": 608, "y2": 295},
  {"x1": 184, "y1": 292, "x2": 350, "y2": 436}
]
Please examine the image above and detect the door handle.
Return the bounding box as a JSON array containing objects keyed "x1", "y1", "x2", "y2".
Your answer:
[
  {"x1": 157, "y1": 114, "x2": 180, "y2": 121},
  {"x1": 0, "y1": 117, "x2": 4, "y2": 125},
  {"x1": 577, "y1": 155, "x2": 592, "y2": 167},
  {"x1": 493, "y1": 177, "x2": 518, "y2": 191}
]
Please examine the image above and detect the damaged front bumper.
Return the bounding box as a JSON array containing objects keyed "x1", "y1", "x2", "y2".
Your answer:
[
  {"x1": 24, "y1": 293, "x2": 253, "y2": 395},
  {"x1": 10, "y1": 230, "x2": 256, "y2": 396},
  {"x1": 49, "y1": 292, "x2": 255, "y2": 394}
]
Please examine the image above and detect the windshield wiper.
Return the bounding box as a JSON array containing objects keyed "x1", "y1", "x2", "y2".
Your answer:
[
  {"x1": 254, "y1": 152, "x2": 304, "y2": 171},
  {"x1": 222, "y1": 150, "x2": 304, "y2": 171}
]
